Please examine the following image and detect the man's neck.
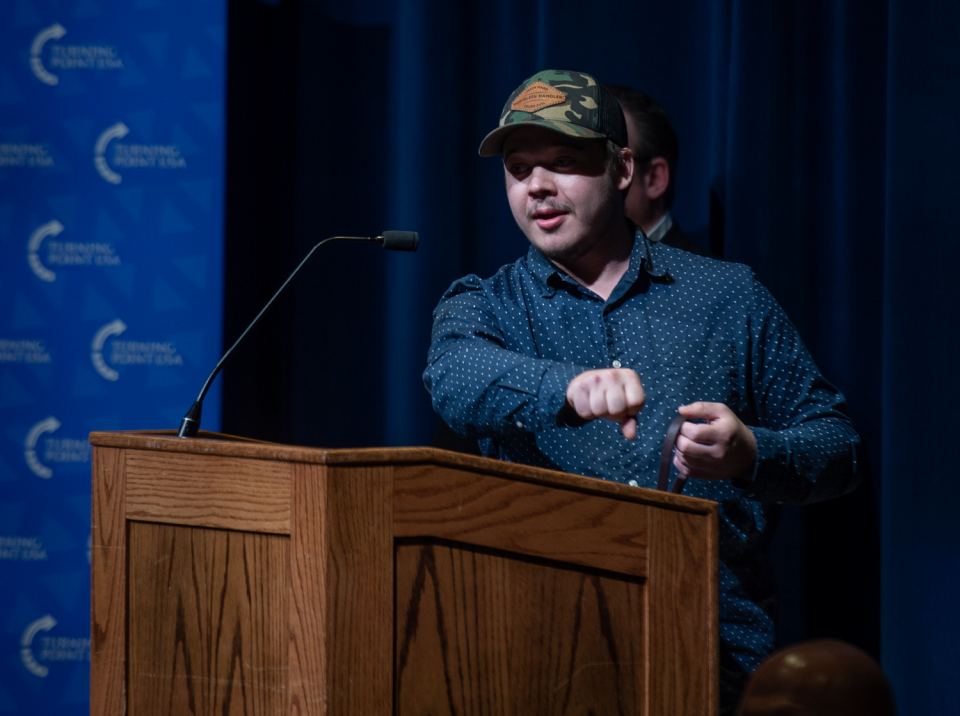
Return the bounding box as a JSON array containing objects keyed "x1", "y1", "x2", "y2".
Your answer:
[{"x1": 551, "y1": 220, "x2": 635, "y2": 301}]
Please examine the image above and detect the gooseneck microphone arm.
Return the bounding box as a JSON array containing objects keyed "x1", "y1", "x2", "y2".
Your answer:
[{"x1": 177, "y1": 231, "x2": 419, "y2": 438}]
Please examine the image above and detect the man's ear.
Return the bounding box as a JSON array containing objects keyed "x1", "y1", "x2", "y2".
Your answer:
[
  {"x1": 643, "y1": 157, "x2": 670, "y2": 200},
  {"x1": 617, "y1": 147, "x2": 635, "y2": 192}
]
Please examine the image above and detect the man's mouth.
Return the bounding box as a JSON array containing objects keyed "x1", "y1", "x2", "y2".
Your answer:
[{"x1": 531, "y1": 207, "x2": 569, "y2": 230}]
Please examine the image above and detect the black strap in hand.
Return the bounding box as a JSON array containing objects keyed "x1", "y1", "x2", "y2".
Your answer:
[{"x1": 657, "y1": 414, "x2": 689, "y2": 494}]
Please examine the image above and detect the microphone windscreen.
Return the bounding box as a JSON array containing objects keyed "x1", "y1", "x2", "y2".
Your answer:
[{"x1": 381, "y1": 231, "x2": 419, "y2": 252}]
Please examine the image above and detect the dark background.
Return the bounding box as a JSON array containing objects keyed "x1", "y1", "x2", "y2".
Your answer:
[{"x1": 219, "y1": 1, "x2": 960, "y2": 712}]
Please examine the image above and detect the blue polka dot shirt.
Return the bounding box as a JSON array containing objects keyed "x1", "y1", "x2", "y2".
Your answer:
[{"x1": 423, "y1": 231, "x2": 862, "y2": 673}]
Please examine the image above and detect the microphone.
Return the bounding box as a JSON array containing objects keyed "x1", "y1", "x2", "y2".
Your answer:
[
  {"x1": 177, "y1": 231, "x2": 419, "y2": 438},
  {"x1": 380, "y1": 230, "x2": 419, "y2": 251}
]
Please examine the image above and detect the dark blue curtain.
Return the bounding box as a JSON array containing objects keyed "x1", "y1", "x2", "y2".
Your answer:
[
  {"x1": 222, "y1": 1, "x2": 960, "y2": 712},
  {"x1": 883, "y1": 3, "x2": 960, "y2": 713}
]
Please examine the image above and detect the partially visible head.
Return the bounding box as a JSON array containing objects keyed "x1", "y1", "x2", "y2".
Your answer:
[
  {"x1": 737, "y1": 639, "x2": 897, "y2": 716},
  {"x1": 480, "y1": 70, "x2": 634, "y2": 266},
  {"x1": 605, "y1": 85, "x2": 679, "y2": 229}
]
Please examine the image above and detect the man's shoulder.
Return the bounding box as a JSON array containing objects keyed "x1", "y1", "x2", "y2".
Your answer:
[
  {"x1": 651, "y1": 242, "x2": 789, "y2": 326},
  {"x1": 649, "y1": 240, "x2": 761, "y2": 306},
  {"x1": 439, "y1": 253, "x2": 535, "y2": 303},
  {"x1": 652, "y1": 239, "x2": 750, "y2": 279}
]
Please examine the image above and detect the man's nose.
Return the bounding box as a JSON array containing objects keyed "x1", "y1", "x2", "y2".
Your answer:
[{"x1": 527, "y1": 166, "x2": 557, "y2": 197}]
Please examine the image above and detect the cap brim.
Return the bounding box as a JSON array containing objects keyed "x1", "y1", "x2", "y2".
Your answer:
[{"x1": 478, "y1": 117, "x2": 607, "y2": 157}]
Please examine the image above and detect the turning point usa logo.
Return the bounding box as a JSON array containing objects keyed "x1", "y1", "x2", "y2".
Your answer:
[
  {"x1": 95, "y1": 122, "x2": 186, "y2": 184},
  {"x1": 92, "y1": 319, "x2": 184, "y2": 381},
  {"x1": 24, "y1": 416, "x2": 91, "y2": 479},
  {"x1": 30, "y1": 23, "x2": 123, "y2": 86},
  {"x1": 0, "y1": 142, "x2": 53, "y2": 168},
  {"x1": 27, "y1": 219, "x2": 120, "y2": 282},
  {"x1": 20, "y1": 615, "x2": 90, "y2": 678}
]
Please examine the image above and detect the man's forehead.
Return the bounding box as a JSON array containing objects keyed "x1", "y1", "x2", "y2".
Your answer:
[{"x1": 502, "y1": 127, "x2": 601, "y2": 158}]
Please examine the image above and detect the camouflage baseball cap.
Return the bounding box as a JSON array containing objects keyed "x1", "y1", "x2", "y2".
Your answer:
[{"x1": 478, "y1": 69, "x2": 628, "y2": 157}]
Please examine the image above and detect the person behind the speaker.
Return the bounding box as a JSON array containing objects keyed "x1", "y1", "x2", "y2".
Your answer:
[{"x1": 606, "y1": 83, "x2": 714, "y2": 257}]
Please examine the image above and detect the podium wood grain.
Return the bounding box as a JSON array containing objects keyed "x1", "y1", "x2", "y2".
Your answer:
[
  {"x1": 313, "y1": 465, "x2": 393, "y2": 715},
  {"x1": 288, "y1": 462, "x2": 327, "y2": 716},
  {"x1": 124, "y1": 449, "x2": 292, "y2": 533},
  {"x1": 90, "y1": 446, "x2": 127, "y2": 716},
  {"x1": 395, "y1": 540, "x2": 645, "y2": 716},
  {"x1": 128, "y1": 523, "x2": 289, "y2": 716},
  {"x1": 90, "y1": 431, "x2": 718, "y2": 716},
  {"x1": 394, "y1": 464, "x2": 650, "y2": 578}
]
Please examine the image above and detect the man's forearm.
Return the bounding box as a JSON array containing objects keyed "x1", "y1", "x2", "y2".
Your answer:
[
  {"x1": 734, "y1": 417, "x2": 862, "y2": 504},
  {"x1": 425, "y1": 341, "x2": 582, "y2": 437}
]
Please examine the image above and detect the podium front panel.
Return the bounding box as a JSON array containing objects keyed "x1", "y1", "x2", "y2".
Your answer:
[{"x1": 395, "y1": 538, "x2": 645, "y2": 715}]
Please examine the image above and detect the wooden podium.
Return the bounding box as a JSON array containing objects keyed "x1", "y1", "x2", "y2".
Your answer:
[{"x1": 90, "y1": 431, "x2": 718, "y2": 715}]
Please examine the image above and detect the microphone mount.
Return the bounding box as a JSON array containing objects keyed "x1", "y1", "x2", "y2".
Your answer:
[{"x1": 177, "y1": 232, "x2": 418, "y2": 438}]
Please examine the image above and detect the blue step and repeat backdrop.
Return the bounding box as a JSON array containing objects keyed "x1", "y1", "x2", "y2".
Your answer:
[{"x1": 0, "y1": 2, "x2": 226, "y2": 713}]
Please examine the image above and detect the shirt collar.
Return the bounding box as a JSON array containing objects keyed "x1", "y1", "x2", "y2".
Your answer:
[
  {"x1": 645, "y1": 211, "x2": 673, "y2": 243},
  {"x1": 526, "y1": 243, "x2": 563, "y2": 296},
  {"x1": 604, "y1": 230, "x2": 652, "y2": 305},
  {"x1": 526, "y1": 228, "x2": 665, "y2": 300}
]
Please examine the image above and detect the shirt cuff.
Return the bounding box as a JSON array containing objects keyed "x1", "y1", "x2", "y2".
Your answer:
[
  {"x1": 732, "y1": 426, "x2": 800, "y2": 503},
  {"x1": 537, "y1": 363, "x2": 583, "y2": 430}
]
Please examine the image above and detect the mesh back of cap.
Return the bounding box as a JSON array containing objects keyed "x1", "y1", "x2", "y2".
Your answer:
[{"x1": 598, "y1": 84, "x2": 629, "y2": 149}]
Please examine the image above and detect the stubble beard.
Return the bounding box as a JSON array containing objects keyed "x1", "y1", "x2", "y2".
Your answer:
[{"x1": 526, "y1": 188, "x2": 621, "y2": 266}]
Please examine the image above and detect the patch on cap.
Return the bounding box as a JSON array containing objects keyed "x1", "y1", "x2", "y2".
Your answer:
[
  {"x1": 479, "y1": 69, "x2": 629, "y2": 156},
  {"x1": 510, "y1": 81, "x2": 567, "y2": 113}
]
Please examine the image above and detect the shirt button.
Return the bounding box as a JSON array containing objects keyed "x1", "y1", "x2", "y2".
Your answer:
[
  {"x1": 515, "y1": 420, "x2": 524, "y2": 429},
  {"x1": 628, "y1": 479, "x2": 638, "y2": 487},
  {"x1": 612, "y1": 359, "x2": 622, "y2": 368}
]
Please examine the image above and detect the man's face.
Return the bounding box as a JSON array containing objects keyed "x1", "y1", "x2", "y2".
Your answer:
[{"x1": 503, "y1": 127, "x2": 630, "y2": 265}]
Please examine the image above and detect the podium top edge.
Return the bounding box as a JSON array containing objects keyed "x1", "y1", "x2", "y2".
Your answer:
[{"x1": 88, "y1": 430, "x2": 718, "y2": 515}]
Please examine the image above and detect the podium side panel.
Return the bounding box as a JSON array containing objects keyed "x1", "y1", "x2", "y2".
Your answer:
[
  {"x1": 647, "y1": 506, "x2": 718, "y2": 716},
  {"x1": 127, "y1": 522, "x2": 289, "y2": 716},
  {"x1": 91, "y1": 446, "x2": 128, "y2": 716}
]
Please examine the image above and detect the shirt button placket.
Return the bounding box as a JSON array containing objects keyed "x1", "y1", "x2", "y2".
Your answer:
[{"x1": 604, "y1": 314, "x2": 619, "y2": 368}]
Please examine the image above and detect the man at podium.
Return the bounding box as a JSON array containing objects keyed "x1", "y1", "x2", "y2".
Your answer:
[{"x1": 423, "y1": 69, "x2": 862, "y2": 714}]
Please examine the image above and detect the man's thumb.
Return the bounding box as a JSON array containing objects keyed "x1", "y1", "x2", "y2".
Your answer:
[{"x1": 678, "y1": 401, "x2": 723, "y2": 420}]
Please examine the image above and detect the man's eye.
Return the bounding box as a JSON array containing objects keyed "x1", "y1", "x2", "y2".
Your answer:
[
  {"x1": 554, "y1": 157, "x2": 574, "y2": 168},
  {"x1": 509, "y1": 164, "x2": 529, "y2": 175}
]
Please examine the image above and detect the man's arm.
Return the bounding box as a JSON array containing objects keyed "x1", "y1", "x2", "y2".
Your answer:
[
  {"x1": 425, "y1": 277, "x2": 648, "y2": 440},
  {"x1": 424, "y1": 276, "x2": 582, "y2": 437},
  {"x1": 672, "y1": 278, "x2": 863, "y2": 504}
]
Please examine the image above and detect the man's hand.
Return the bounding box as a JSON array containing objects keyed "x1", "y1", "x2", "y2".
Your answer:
[
  {"x1": 674, "y1": 402, "x2": 757, "y2": 480},
  {"x1": 565, "y1": 368, "x2": 646, "y2": 439}
]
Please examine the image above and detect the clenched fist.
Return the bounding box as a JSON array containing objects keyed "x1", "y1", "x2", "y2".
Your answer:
[{"x1": 565, "y1": 368, "x2": 646, "y2": 439}]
